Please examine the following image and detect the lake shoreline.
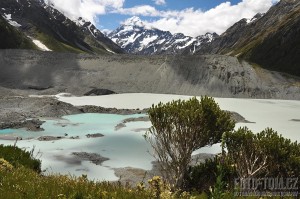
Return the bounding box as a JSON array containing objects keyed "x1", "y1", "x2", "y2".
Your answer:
[
  {"x1": 0, "y1": 93, "x2": 300, "y2": 182},
  {"x1": 0, "y1": 93, "x2": 248, "y2": 133},
  {"x1": 0, "y1": 95, "x2": 147, "y2": 132}
]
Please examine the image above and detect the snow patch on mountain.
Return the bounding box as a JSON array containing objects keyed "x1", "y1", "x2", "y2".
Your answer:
[
  {"x1": 140, "y1": 35, "x2": 158, "y2": 46},
  {"x1": 0, "y1": 0, "x2": 122, "y2": 54},
  {"x1": 30, "y1": 38, "x2": 52, "y2": 51},
  {"x1": 246, "y1": 13, "x2": 264, "y2": 24},
  {"x1": 3, "y1": 13, "x2": 21, "y2": 27},
  {"x1": 105, "y1": 48, "x2": 116, "y2": 54}
]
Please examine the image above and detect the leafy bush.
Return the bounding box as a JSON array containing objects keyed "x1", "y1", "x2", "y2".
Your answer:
[
  {"x1": 145, "y1": 96, "x2": 235, "y2": 188},
  {"x1": 257, "y1": 128, "x2": 300, "y2": 177},
  {"x1": 187, "y1": 158, "x2": 218, "y2": 193},
  {"x1": 187, "y1": 127, "x2": 300, "y2": 196},
  {"x1": 186, "y1": 157, "x2": 236, "y2": 194},
  {"x1": 223, "y1": 127, "x2": 300, "y2": 178},
  {"x1": 0, "y1": 145, "x2": 41, "y2": 173}
]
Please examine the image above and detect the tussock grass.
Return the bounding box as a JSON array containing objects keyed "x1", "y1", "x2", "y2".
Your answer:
[
  {"x1": 0, "y1": 145, "x2": 296, "y2": 198},
  {"x1": 0, "y1": 144, "x2": 41, "y2": 173},
  {"x1": 0, "y1": 167, "x2": 152, "y2": 199},
  {"x1": 0, "y1": 167, "x2": 211, "y2": 199}
]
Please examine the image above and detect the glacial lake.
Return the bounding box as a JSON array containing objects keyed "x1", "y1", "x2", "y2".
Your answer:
[
  {"x1": 0, "y1": 113, "x2": 155, "y2": 181},
  {"x1": 0, "y1": 93, "x2": 300, "y2": 181}
]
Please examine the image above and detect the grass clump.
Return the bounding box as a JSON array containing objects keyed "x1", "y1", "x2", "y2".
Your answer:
[
  {"x1": 0, "y1": 167, "x2": 148, "y2": 199},
  {"x1": 0, "y1": 167, "x2": 209, "y2": 199},
  {"x1": 0, "y1": 144, "x2": 41, "y2": 173},
  {"x1": 0, "y1": 158, "x2": 13, "y2": 172}
]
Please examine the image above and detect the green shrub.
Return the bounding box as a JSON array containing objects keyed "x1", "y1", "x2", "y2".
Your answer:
[
  {"x1": 187, "y1": 158, "x2": 218, "y2": 193},
  {"x1": 145, "y1": 96, "x2": 235, "y2": 189},
  {"x1": 186, "y1": 156, "x2": 236, "y2": 194},
  {"x1": 257, "y1": 128, "x2": 300, "y2": 177},
  {"x1": 0, "y1": 145, "x2": 41, "y2": 173},
  {"x1": 187, "y1": 127, "x2": 300, "y2": 196},
  {"x1": 223, "y1": 127, "x2": 300, "y2": 179}
]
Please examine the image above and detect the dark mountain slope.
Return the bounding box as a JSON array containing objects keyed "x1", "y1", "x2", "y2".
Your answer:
[
  {"x1": 0, "y1": 15, "x2": 37, "y2": 49},
  {"x1": 0, "y1": 0, "x2": 123, "y2": 54},
  {"x1": 248, "y1": 5, "x2": 300, "y2": 76},
  {"x1": 197, "y1": 0, "x2": 300, "y2": 76}
]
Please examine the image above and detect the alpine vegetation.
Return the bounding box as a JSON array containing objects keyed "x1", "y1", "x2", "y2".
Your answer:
[{"x1": 145, "y1": 97, "x2": 235, "y2": 189}]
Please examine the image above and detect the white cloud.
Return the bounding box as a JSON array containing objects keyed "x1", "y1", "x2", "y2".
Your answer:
[
  {"x1": 153, "y1": 0, "x2": 166, "y2": 6},
  {"x1": 46, "y1": 0, "x2": 124, "y2": 24},
  {"x1": 101, "y1": 29, "x2": 112, "y2": 35},
  {"x1": 117, "y1": 0, "x2": 276, "y2": 37},
  {"x1": 115, "y1": 5, "x2": 160, "y2": 17},
  {"x1": 46, "y1": 0, "x2": 277, "y2": 37}
]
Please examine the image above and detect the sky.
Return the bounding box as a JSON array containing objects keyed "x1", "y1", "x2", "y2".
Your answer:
[{"x1": 45, "y1": 0, "x2": 280, "y2": 37}]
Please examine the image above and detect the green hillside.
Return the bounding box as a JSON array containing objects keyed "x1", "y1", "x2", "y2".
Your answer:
[{"x1": 0, "y1": 15, "x2": 37, "y2": 49}]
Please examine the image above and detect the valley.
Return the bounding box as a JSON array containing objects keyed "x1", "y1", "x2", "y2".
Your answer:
[{"x1": 0, "y1": 0, "x2": 300, "y2": 197}]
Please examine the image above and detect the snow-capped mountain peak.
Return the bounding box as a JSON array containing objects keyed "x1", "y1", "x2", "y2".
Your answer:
[
  {"x1": 108, "y1": 16, "x2": 218, "y2": 55},
  {"x1": 123, "y1": 16, "x2": 145, "y2": 27}
]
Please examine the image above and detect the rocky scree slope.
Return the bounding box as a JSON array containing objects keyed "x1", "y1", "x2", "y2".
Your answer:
[
  {"x1": 197, "y1": 0, "x2": 300, "y2": 76},
  {"x1": 108, "y1": 16, "x2": 217, "y2": 55},
  {"x1": 0, "y1": 0, "x2": 123, "y2": 54},
  {"x1": 0, "y1": 49, "x2": 299, "y2": 99}
]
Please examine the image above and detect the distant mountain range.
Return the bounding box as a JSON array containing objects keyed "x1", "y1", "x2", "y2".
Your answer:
[
  {"x1": 107, "y1": 16, "x2": 218, "y2": 55},
  {"x1": 0, "y1": 0, "x2": 123, "y2": 54}
]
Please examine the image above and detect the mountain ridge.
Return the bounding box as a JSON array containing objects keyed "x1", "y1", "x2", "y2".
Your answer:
[
  {"x1": 108, "y1": 16, "x2": 218, "y2": 55},
  {"x1": 0, "y1": 0, "x2": 123, "y2": 54},
  {"x1": 196, "y1": 0, "x2": 300, "y2": 76},
  {"x1": 0, "y1": 14, "x2": 37, "y2": 49}
]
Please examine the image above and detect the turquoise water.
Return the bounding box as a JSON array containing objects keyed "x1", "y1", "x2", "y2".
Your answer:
[
  {"x1": 0, "y1": 113, "x2": 146, "y2": 138},
  {"x1": 0, "y1": 113, "x2": 154, "y2": 181},
  {"x1": 45, "y1": 113, "x2": 144, "y2": 136},
  {"x1": 0, "y1": 128, "x2": 31, "y2": 138},
  {"x1": 0, "y1": 129, "x2": 14, "y2": 134}
]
